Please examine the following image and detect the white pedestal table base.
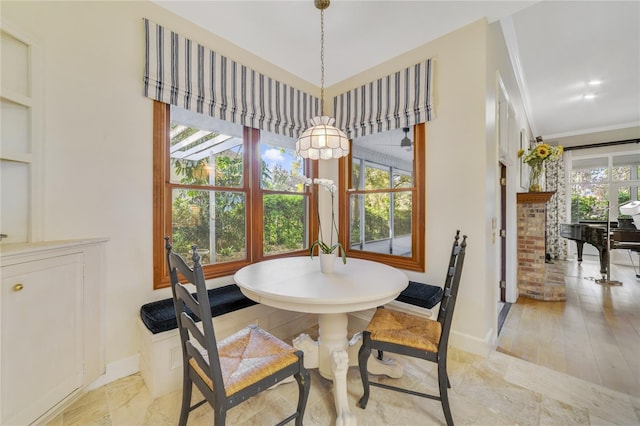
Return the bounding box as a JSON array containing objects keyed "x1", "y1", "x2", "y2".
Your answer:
[{"x1": 292, "y1": 312, "x2": 403, "y2": 426}]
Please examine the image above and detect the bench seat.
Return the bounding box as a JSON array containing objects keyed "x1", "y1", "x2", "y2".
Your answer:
[
  {"x1": 139, "y1": 284, "x2": 257, "y2": 334},
  {"x1": 395, "y1": 281, "x2": 443, "y2": 309}
]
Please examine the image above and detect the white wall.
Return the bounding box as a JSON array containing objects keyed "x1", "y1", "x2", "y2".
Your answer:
[
  {"x1": 2, "y1": 1, "x2": 528, "y2": 371},
  {"x1": 329, "y1": 20, "x2": 495, "y2": 355},
  {"x1": 1, "y1": 0, "x2": 318, "y2": 368}
]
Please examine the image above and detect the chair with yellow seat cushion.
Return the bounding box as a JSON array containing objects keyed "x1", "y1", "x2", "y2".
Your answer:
[
  {"x1": 357, "y1": 231, "x2": 467, "y2": 426},
  {"x1": 165, "y1": 240, "x2": 310, "y2": 426}
]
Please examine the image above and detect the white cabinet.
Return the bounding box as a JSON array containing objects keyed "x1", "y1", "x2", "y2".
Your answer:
[{"x1": 0, "y1": 239, "x2": 106, "y2": 425}]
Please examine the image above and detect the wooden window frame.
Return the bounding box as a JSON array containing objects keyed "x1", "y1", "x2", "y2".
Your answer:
[
  {"x1": 153, "y1": 101, "x2": 317, "y2": 289},
  {"x1": 338, "y1": 123, "x2": 425, "y2": 272}
]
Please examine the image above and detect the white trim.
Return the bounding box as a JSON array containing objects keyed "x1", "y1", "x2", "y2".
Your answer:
[
  {"x1": 86, "y1": 354, "x2": 140, "y2": 391},
  {"x1": 500, "y1": 16, "x2": 537, "y2": 137},
  {"x1": 450, "y1": 327, "x2": 494, "y2": 358},
  {"x1": 543, "y1": 121, "x2": 640, "y2": 140},
  {"x1": 0, "y1": 20, "x2": 45, "y2": 242}
]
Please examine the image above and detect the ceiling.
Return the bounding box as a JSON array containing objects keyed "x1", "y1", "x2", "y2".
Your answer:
[{"x1": 153, "y1": 1, "x2": 640, "y2": 145}]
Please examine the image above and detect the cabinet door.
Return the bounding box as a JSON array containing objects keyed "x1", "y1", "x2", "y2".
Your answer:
[{"x1": 1, "y1": 253, "x2": 83, "y2": 425}]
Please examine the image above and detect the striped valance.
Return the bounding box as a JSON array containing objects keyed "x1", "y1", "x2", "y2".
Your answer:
[
  {"x1": 143, "y1": 19, "x2": 319, "y2": 138},
  {"x1": 333, "y1": 59, "x2": 434, "y2": 138}
]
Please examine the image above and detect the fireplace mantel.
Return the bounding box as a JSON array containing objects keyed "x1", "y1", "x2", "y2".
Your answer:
[{"x1": 516, "y1": 191, "x2": 555, "y2": 204}]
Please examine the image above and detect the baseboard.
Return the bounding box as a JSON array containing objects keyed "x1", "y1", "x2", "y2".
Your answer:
[
  {"x1": 449, "y1": 327, "x2": 493, "y2": 357},
  {"x1": 86, "y1": 354, "x2": 140, "y2": 390}
]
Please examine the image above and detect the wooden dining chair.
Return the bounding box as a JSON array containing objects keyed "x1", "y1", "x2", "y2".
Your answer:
[
  {"x1": 357, "y1": 230, "x2": 467, "y2": 426},
  {"x1": 165, "y1": 239, "x2": 310, "y2": 425}
]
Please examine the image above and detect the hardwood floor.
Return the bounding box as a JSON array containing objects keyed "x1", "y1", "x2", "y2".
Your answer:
[{"x1": 497, "y1": 257, "x2": 640, "y2": 398}]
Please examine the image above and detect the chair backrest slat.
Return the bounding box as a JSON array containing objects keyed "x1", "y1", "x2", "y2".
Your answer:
[
  {"x1": 181, "y1": 312, "x2": 207, "y2": 348},
  {"x1": 174, "y1": 285, "x2": 201, "y2": 319},
  {"x1": 185, "y1": 340, "x2": 210, "y2": 373}
]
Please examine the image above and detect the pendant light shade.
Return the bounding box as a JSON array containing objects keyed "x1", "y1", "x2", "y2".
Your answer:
[
  {"x1": 295, "y1": 0, "x2": 349, "y2": 160},
  {"x1": 296, "y1": 116, "x2": 349, "y2": 160}
]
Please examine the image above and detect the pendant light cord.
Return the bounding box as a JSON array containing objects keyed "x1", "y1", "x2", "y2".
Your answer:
[
  {"x1": 295, "y1": 0, "x2": 349, "y2": 160},
  {"x1": 320, "y1": 8, "x2": 325, "y2": 116}
]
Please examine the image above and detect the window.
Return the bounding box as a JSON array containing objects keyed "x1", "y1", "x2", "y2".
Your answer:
[
  {"x1": 153, "y1": 102, "x2": 316, "y2": 288},
  {"x1": 570, "y1": 151, "x2": 640, "y2": 223},
  {"x1": 612, "y1": 153, "x2": 640, "y2": 216},
  {"x1": 338, "y1": 124, "x2": 425, "y2": 271}
]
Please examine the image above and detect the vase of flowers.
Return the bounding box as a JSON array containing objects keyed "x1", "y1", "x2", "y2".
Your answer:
[
  {"x1": 304, "y1": 177, "x2": 347, "y2": 272},
  {"x1": 518, "y1": 143, "x2": 563, "y2": 192}
]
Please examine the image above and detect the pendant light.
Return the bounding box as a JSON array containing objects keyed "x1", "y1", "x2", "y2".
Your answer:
[
  {"x1": 400, "y1": 127, "x2": 412, "y2": 151},
  {"x1": 295, "y1": 0, "x2": 349, "y2": 160}
]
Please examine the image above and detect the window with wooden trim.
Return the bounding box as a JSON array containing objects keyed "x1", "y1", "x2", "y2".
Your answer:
[
  {"x1": 153, "y1": 102, "x2": 317, "y2": 289},
  {"x1": 338, "y1": 124, "x2": 425, "y2": 271}
]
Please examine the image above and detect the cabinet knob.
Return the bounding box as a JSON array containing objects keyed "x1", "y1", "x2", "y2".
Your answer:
[{"x1": 13, "y1": 283, "x2": 24, "y2": 292}]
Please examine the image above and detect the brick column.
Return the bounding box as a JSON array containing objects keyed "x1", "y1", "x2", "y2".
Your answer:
[{"x1": 516, "y1": 192, "x2": 566, "y2": 301}]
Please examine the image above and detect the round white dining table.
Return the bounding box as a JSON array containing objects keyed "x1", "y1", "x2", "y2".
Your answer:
[{"x1": 234, "y1": 256, "x2": 408, "y2": 426}]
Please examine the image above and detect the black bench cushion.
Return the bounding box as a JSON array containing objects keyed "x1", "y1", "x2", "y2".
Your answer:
[
  {"x1": 140, "y1": 284, "x2": 257, "y2": 334},
  {"x1": 395, "y1": 281, "x2": 443, "y2": 309}
]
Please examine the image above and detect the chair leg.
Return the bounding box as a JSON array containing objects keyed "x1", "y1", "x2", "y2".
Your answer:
[
  {"x1": 178, "y1": 375, "x2": 192, "y2": 426},
  {"x1": 438, "y1": 359, "x2": 453, "y2": 426},
  {"x1": 214, "y1": 407, "x2": 227, "y2": 425},
  {"x1": 294, "y1": 366, "x2": 311, "y2": 426},
  {"x1": 357, "y1": 332, "x2": 372, "y2": 409}
]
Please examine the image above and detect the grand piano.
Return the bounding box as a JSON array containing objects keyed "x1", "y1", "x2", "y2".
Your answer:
[{"x1": 560, "y1": 222, "x2": 640, "y2": 276}]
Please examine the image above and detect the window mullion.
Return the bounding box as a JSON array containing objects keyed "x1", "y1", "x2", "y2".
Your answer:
[{"x1": 247, "y1": 127, "x2": 262, "y2": 262}]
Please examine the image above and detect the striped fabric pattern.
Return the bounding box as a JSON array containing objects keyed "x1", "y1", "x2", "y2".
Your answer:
[
  {"x1": 333, "y1": 59, "x2": 434, "y2": 138},
  {"x1": 143, "y1": 19, "x2": 319, "y2": 138}
]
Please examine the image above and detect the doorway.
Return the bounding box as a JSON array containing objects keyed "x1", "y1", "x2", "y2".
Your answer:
[{"x1": 498, "y1": 163, "x2": 511, "y2": 334}]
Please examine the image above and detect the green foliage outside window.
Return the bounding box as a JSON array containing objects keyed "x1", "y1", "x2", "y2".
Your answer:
[
  {"x1": 365, "y1": 195, "x2": 390, "y2": 241},
  {"x1": 172, "y1": 188, "x2": 212, "y2": 262},
  {"x1": 170, "y1": 133, "x2": 309, "y2": 263},
  {"x1": 171, "y1": 155, "x2": 246, "y2": 264},
  {"x1": 263, "y1": 194, "x2": 306, "y2": 254},
  {"x1": 394, "y1": 191, "x2": 412, "y2": 236},
  {"x1": 571, "y1": 160, "x2": 638, "y2": 222},
  {"x1": 350, "y1": 161, "x2": 413, "y2": 246},
  {"x1": 570, "y1": 192, "x2": 608, "y2": 222}
]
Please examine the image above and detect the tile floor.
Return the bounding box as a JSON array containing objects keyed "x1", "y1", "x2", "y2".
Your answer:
[
  {"x1": 44, "y1": 259, "x2": 640, "y2": 426},
  {"x1": 44, "y1": 347, "x2": 640, "y2": 425}
]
